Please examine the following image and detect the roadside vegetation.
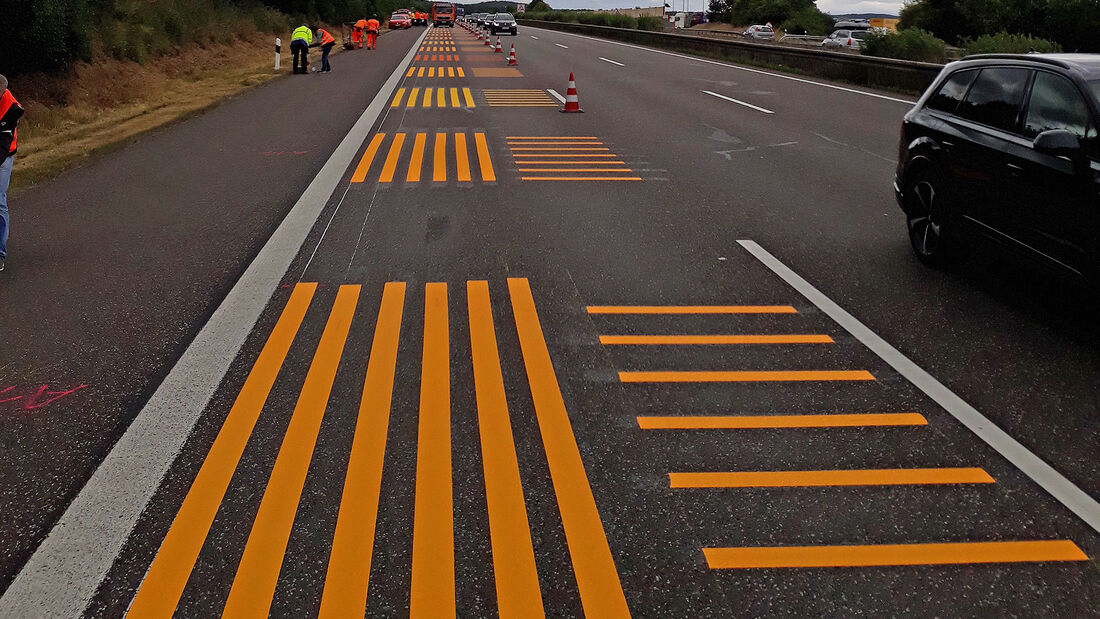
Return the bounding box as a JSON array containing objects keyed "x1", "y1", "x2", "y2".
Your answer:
[{"x1": 521, "y1": 8, "x2": 665, "y2": 32}]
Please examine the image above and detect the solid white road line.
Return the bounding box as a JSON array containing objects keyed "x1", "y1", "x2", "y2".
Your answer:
[
  {"x1": 599, "y1": 57, "x2": 624, "y2": 66},
  {"x1": 555, "y1": 43, "x2": 569, "y2": 49},
  {"x1": 0, "y1": 27, "x2": 432, "y2": 619},
  {"x1": 702, "y1": 90, "x2": 774, "y2": 114},
  {"x1": 737, "y1": 239, "x2": 1100, "y2": 534},
  {"x1": 546, "y1": 88, "x2": 566, "y2": 103},
  {"x1": 537, "y1": 27, "x2": 916, "y2": 105},
  {"x1": 530, "y1": 35, "x2": 539, "y2": 39}
]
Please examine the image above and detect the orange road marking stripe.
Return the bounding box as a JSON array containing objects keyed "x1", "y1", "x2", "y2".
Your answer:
[
  {"x1": 703, "y1": 541, "x2": 1088, "y2": 568},
  {"x1": 669, "y1": 468, "x2": 994, "y2": 488},
  {"x1": 513, "y1": 154, "x2": 618, "y2": 158},
  {"x1": 457, "y1": 67, "x2": 465, "y2": 77},
  {"x1": 519, "y1": 169, "x2": 636, "y2": 173},
  {"x1": 448, "y1": 66, "x2": 455, "y2": 77},
  {"x1": 475, "y1": 133, "x2": 495, "y2": 182},
  {"x1": 391, "y1": 88, "x2": 406, "y2": 108},
  {"x1": 428, "y1": 67, "x2": 435, "y2": 77},
  {"x1": 410, "y1": 283, "x2": 455, "y2": 618},
  {"x1": 414, "y1": 54, "x2": 421, "y2": 61},
  {"x1": 433, "y1": 133, "x2": 447, "y2": 182},
  {"x1": 406, "y1": 67, "x2": 415, "y2": 77},
  {"x1": 351, "y1": 134, "x2": 386, "y2": 183},
  {"x1": 125, "y1": 284, "x2": 316, "y2": 618},
  {"x1": 455, "y1": 133, "x2": 472, "y2": 182},
  {"x1": 468, "y1": 282, "x2": 546, "y2": 618},
  {"x1": 508, "y1": 142, "x2": 603, "y2": 145},
  {"x1": 522, "y1": 177, "x2": 642, "y2": 181},
  {"x1": 437, "y1": 87, "x2": 447, "y2": 107},
  {"x1": 418, "y1": 67, "x2": 425, "y2": 77},
  {"x1": 222, "y1": 285, "x2": 360, "y2": 618},
  {"x1": 508, "y1": 278, "x2": 630, "y2": 618},
  {"x1": 506, "y1": 136, "x2": 601, "y2": 139},
  {"x1": 587, "y1": 305, "x2": 797, "y2": 314},
  {"x1": 463, "y1": 87, "x2": 476, "y2": 107},
  {"x1": 620, "y1": 370, "x2": 874, "y2": 382},
  {"x1": 406, "y1": 87, "x2": 419, "y2": 108},
  {"x1": 379, "y1": 133, "x2": 406, "y2": 183},
  {"x1": 511, "y1": 148, "x2": 611, "y2": 151},
  {"x1": 518, "y1": 161, "x2": 628, "y2": 165},
  {"x1": 407, "y1": 133, "x2": 427, "y2": 183},
  {"x1": 637, "y1": 413, "x2": 928, "y2": 429},
  {"x1": 450, "y1": 88, "x2": 460, "y2": 107},
  {"x1": 600, "y1": 334, "x2": 833, "y2": 345},
  {"x1": 423, "y1": 87, "x2": 433, "y2": 108},
  {"x1": 319, "y1": 283, "x2": 406, "y2": 618}
]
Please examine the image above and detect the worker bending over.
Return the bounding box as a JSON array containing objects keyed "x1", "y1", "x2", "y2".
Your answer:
[
  {"x1": 290, "y1": 25, "x2": 313, "y2": 73},
  {"x1": 353, "y1": 19, "x2": 367, "y2": 48},
  {"x1": 315, "y1": 27, "x2": 336, "y2": 72},
  {"x1": 365, "y1": 16, "x2": 380, "y2": 50}
]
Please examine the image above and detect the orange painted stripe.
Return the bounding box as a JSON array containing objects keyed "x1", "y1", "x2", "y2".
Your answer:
[
  {"x1": 600, "y1": 334, "x2": 833, "y2": 345},
  {"x1": 378, "y1": 133, "x2": 406, "y2": 183},
  {"x1": 513, "y1": 154, "x2": 618, "y2": 158},
  {"x1": 407, "y1": 133, "x2": 427, "y2": 183},
  {"x1": 669, "y1": 468, "x2": 994, "y2": 488},
  {"x1": 126, "y1": 284, "x2": 316, "y2": 618},
  {"x1": 223, "y1": 285, "x2": 360, "y2": 618},
  {"x1": 468, "y1": 282, "x2": 545, "y2": 618},
  {"x1": 423, "y1": 87, "x2": 433, "y2": 108},
  {"x1": 437, "y1": 86, "x2": 447, "y2": 107},
  {"x1": 428, "y1": 67, "x2": 436, "y2": 77},
  {"x1": 620, "y1": 370, "x2": 874, "y2": 382},
  {"x1": 462, "y1": 87, "x2": 475, "y2": 107},
  {"x1": 519, "y1": 161, "x2": 628, "y2": 165},
  {"x1": 511, "y1": 148, "x2": 610, "y2": 151},
  {"x1": 418, "y1": 67, "x2": 425, "y2": 77},
  {"x1": 587, "y1": 305, "x2": 797, "y2": 314},
  {"x1": 450, "y1": 87, "x2": 460, "y2": 107},
  {"x1": 319, "y1": 283, "x2": 406, "y2": 618},
  {"x1": 448, "y1": 66, "x2": 455, "y2": 77},
  {"x1": 351, "y1": 134, "x2": 386, "y2": 183},
  {"x1": 433, "y1": 133, "x2": 447, "y2": 182},
  {"x1": 508, "y1": 278, "x2": 629, "y2": 618},
  {"x1": 519, "y1": 169, "x2": 635, "y2": 173},
  {"x1": 457, "y1": 67, "x2": 465, "y2": 77},
  {"x1": 637, "y1": 413, "x2": 928, "y2": 429},
  {"x1": 410, "y1": 283, "x2": 455, "y2": 618},
  {"x1": 704, "y1": 541, "x2": 1088, "y2": 569},
  {"x1": 406, "y1": 67, "x2": 415, "y2": 77},
  {"x1": 475, "y1": 133, "x2": 495, "y2": 182},
  {"x1": 415, "y1": 54, "x2": 421, "y2": 61},
  {"x1": 455, "y1": 133, "x2": 471, "y2": 182},
  {"x1": 508, "y1": 142, "x2": 604, "y2": 145},
  {"x1": 522, "y1": 177, "x2": 642, "y2": 181},
  {"x1": 507, "y1": 136, "x2": 600, "y2": 139},
  {"x1": 406, "y1": 87, "x2": 419, "y2": 109}
]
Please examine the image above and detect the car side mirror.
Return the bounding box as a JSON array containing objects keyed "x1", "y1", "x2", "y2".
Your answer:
[{"x1": 1033, "y1": 129, "x2": 1081, "y2": 156}]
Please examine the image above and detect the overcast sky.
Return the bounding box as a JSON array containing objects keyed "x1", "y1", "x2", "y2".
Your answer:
[{"x1": 541, "y1": 0, "x2": 904, "y2": 16}]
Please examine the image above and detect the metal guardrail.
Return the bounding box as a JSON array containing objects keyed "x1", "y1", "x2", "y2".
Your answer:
[{"x1": 517, "y1": 19, "x2": 943, "y2": 94}]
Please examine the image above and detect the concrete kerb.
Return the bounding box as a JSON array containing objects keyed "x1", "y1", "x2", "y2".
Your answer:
[{"x1": 517, "y1": 20, "x2": 943, "y2": 94}]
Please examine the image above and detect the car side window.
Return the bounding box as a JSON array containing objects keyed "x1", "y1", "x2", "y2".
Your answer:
[
  {"x1": 955, "y1": 67, "x2": 1030, "y2": 133},
  {"x1": 1023, "y1": 71, "x2": 1093, "y2": 140},
  {"x1": 926, "y1": 69, "x2": 977, "y2": 114}
]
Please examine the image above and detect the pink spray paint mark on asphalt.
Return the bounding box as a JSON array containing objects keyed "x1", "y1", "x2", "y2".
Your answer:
[{"x1": 1, "y1": 384, "x2": 90, "y2": 411}]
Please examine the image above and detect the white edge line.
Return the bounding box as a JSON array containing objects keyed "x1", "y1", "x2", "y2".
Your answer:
[
  {"x1": 537, "y1": 27, "x2": 915, "y2": 105},
  {"x1": 546, "y1": 88, "x2": 566, "y2": 103},
  {"x1": 702, "y1": 90, "x2": 773, "y2": 114},
  {"x1": 737, "y1": 239, "x2": 1100, "y2": 534},
  {"x1": 598, "y1": 57, "x2": 625, "y2": 66},
  {"x1": 0, "y1": 27, "x2": 432, "y2": 618},
  {"x1": 555, "y1": 43, "x2": 569, "y2": 49}
]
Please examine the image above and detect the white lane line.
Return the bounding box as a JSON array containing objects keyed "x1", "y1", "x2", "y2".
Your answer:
[
  {"x1": 737, "y1": 239, "x2": 1100, "y2": 534},
  {"x1": 555, "y1": 43, "x2": 569, "y2": 49},
  {"x1": 702, "y1": 90, "x2": 774, "y2": 114},
  {"x1": 546, "y1": 88, "x2": 566, "y2": 103},
  {"x1": 0, "y1": 28, "x2": 433, "y2": 619},
  {"x1": 538, "y1": 28, "x2": 915, "y2": 104},
  {"x1": 599, "y1": 57, "x2": 624, "y2": 66},
  {"x1": 530, "y1": 35, "x2": 539, "y2": 39}
]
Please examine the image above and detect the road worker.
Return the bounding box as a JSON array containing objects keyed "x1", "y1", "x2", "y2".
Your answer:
[
  {"x1": 353, "y1": 18, "x2": 368, "y2": 48},
  {"x1": 314, "y1": 27, "x2": 337, "y2": 73},
  {"x1": 290, "y1": 25, "x2": 313, "y2": 74},
  {"x1": 0, "y1": 74, "x2": 22, "y2": 273},
  {"x1": 365, "y1": 15, "x2": 381, "y2": 50}
]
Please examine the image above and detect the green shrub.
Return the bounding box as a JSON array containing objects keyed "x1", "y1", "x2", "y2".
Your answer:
[
  {"x1": 635, "y1": 15, "x2": 663, "y2": 31},
  {"x1": 860, "y1": 28, "x2": 946, "y2": 63},
  {"x1": 960, "y1": 31, "x2": 1061, "y2": 55},
  {"x1": 607, "y1": 14, "x2": 637, "y2": 29},
  {"x1": 778, "y1": 7, "x2": 833, "y2": 36}
]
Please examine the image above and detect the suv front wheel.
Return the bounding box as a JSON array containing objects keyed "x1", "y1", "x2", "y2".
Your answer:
[{"x1": 904, "y1": 167, "x2": 967, "y2": 267}]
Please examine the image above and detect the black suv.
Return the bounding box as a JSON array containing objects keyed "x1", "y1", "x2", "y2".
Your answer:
[{"x1": 895, "y1": 54, "x2": 1100, "y2": 285}]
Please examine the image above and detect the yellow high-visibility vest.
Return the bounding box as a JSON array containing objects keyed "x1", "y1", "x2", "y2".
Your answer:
[{"x1": 292, "y1": 25, "x2": 313, "y2": 44}]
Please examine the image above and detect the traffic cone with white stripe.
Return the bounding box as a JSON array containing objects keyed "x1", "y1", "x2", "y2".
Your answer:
[
  {"x1": 485, "y1": 32, "x2": 492, "y2": 46},
  {"x1": 476, "y1": 28, "x2": 482, "y2": 40},
  {"x1": 495, "y1": 36, "x2": 503, "y2": 53},
  {"x1": 508, "y1": 44, "x2": 517, "y2": 65},
  {"x1": 560, "y1": 72, "x2": 583, "y2": 113}
]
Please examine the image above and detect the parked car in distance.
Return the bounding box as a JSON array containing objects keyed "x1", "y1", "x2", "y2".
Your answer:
[
  {"x1": 389, "y1": 12, "x2": 412, "y2": 28},
  {"x1": 895, "y1": 54, "x2": 1100, "y2": 287},
  {"x1": 477, "y1": 13, "x2": 492, "y2": 27},
  {"x1": 821, "y1": 29, "x2": 870, "y2": 49},
  {"x1": 489, "y1": 13, "x2": 518, "y2": 35},
  {"x1": 742, "y1": 25, "x2": 774, "y2": 40}
]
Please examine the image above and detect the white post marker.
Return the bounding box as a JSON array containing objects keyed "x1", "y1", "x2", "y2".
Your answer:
[{"x1": 274, "y1": 37, "x2": 281, "y2": 72}]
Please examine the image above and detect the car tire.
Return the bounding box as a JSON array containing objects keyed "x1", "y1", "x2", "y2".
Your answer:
[{"x1": 904, "y1": 167, "x2": 967, "y2": 268}]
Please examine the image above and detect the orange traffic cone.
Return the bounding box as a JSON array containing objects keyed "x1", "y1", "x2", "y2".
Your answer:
[
  {"x1": 561, "y1": 72, "x2": 583, "y2": 113},
  {"x1": 507, "y1": 44, "x2": 517, "y2": 65},
  {"x1": 476, "y1": 29, "x2": 482, "y2": 40},
  {"x1": 485, "y1": 32, "x2": 492, "y2": 46},
  {"x1": 495, "y1": 36, "x2": 503, "y2": 53}
]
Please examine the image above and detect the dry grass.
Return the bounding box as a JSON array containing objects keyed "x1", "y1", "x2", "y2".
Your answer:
[{"x1": 10, "y1": 29, "x2": 347, "y2": 190}]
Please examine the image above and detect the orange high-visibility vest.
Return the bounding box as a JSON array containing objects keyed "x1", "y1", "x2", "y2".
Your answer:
[
  {"x1": 366, "y1": 18, "x2": 380, "y2": 31},
  {"x1": 0, "y1": 90, "x2": 21, "y2": 156},
  {"x1": 355, "y1": 19, "x2": 368, "y2": 29},
  {"x1": 317, "y1": 29, "x2": 336, "y2": 45}
]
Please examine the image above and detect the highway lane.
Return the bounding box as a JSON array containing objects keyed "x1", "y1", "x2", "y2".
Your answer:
[{"x1": 1, "y1": 23, "x2": 1097, "y2": 617}]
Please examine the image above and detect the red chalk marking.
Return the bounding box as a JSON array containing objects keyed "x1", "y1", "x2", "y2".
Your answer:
[
  {"x1": 1, "y1": 384, "x2": 90, "y2": 411},
  {"x1": 0, "y1": 386, "x2": 20, "y2": 404}
]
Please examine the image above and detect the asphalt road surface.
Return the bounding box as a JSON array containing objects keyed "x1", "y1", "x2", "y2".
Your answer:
[{"x1": 0, "y1": 24, "x2": 1097, "y2": 617}]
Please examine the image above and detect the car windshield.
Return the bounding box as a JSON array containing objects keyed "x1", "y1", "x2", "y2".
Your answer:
[
  {"x1": 760, "y1": 27, "x2": 772, "y2": 32},
  {"x1": 851, "y1": 31, "x2": 869, "y2": 39},
  {"x1": 495, "y1": 14, "x2": 514, "y2": 21}
]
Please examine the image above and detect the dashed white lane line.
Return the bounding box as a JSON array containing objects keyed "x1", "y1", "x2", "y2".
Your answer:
[
  {"x1": 702, "y1": 90, "x2": 774, "y2": 114},
  {"x1": 0, "y1": 26, "x2": 435, "y2": 619},
  {"x1": 599, "y1": 57, "x2": 624, "y2": 66},
  {"x1": 737, "y1": 239, "x2": 1100, "y2": 534},
  {"x1": 530, "y1": 35, "x2": 539, "y2": 39},
  {"x1": 555, "y1": 43, "x2": 569, "y2": 49},
  {"x1": 547, "y1": 88, "x2": 566, "y2": 103},
  {"x1": 538, "y1": 27, "x2": 915, "y2": 105}
]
